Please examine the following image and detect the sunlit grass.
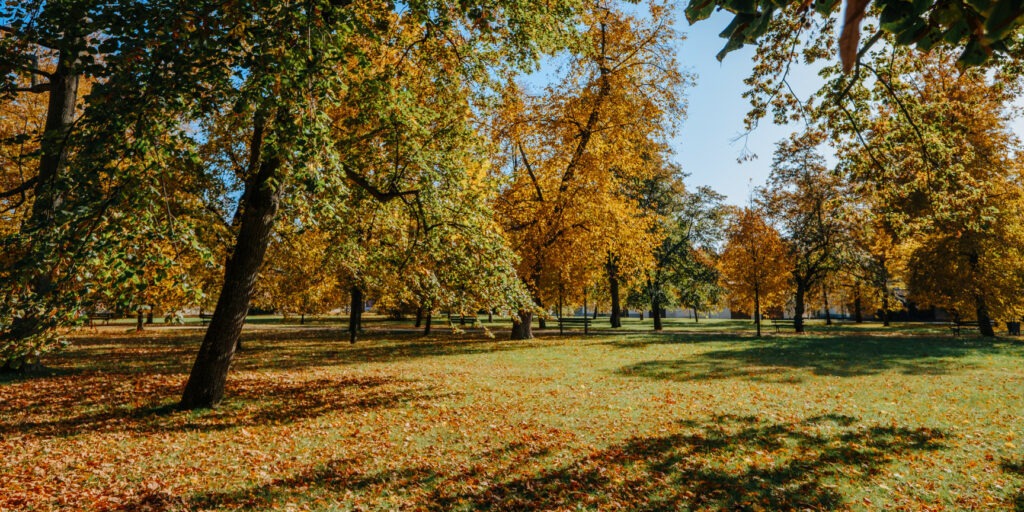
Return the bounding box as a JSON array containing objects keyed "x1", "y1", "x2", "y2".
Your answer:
[{"x1": 1, "y1": 325, "x2": 1022, "y2": 510}]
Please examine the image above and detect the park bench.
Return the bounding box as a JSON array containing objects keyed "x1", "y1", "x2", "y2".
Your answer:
[
  {"x1": 88, "y1": 311, "x2": 114, "y2": 327},
  {"x1": 948, "y1": 321, "x2": 999, "y2": 336},
  {"x1": 199, "y1": 312, "x2": 214, "y2": 325},
  {"x1": 948, "y1": 321, "x2": 978, "y2": 336},
  {"x1": 771, "y1": 318, "x2": 795, "y2": 333},
  {"x1": 558, "y1": 316, "x2": 592, "y2": 334},
  {"x1": 449, "y1": 314, "x2": 479, "y2": 327}
]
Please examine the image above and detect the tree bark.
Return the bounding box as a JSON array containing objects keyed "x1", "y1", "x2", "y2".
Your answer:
[
  {"x1": 793, "y1": 282, "x2": 806, "y2": 333},
  {"x1": 823, "y1": 287, "x2": 832, "y2": 326},
  {"x1": 179, "y1": 137, "x2": 283, "y2": 410},
  {"x1": 754, "y1": 283, "x2": 761, "y2": 338},
  {"x1": 423, "y1": 310, "x2": 432, "y2": 335},
  {"x1": 607, "y1": 258, "x2": 622, "y2": 328},
  {"x1": 136, "y1": 310, "x2": 144, "y2": 331},
  {"x1": 853, "y1": 288, "x2": 863, "y2": 323},
  {"x1": 881, "y1": 290, "x2": 890, "y2": 327},
  {"x1": 348, "y1": 286, "x2": 363, "y2": 344},
  {"x1": 975, "y1": 294, "x2": 995, "y2": 337},
  {"x1": 652, "y1": 295, "x2": 663, "y2": 331},
  {"x1": 415, "y1": 307, "x2": 423, "y2": 328},
  {"x1": 146, "y1": 310, "x2": 154, "y2": 324},
  {"x1": 510, "y1": 310, "x2": 533, "y2": 339},
  {"x1": 3, "y1": 47, "x2": 80, "y2": 346}
]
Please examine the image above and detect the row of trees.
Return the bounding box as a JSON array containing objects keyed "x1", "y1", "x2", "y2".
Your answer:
[
  {"x1": 3, "y1": 0, "x2": 1024, "y2": 408},
  {"x1": 720, "y1": 34, "x2": 1024, "y2": 337}
]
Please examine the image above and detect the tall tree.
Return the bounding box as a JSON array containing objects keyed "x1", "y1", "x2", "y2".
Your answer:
[
  {"x1": 719, "y1": 207, "x2": 790, "y2": 337},
  {"x1": 495, "y1": 0, "x2": 688, "y2": 338},
  {"x1": 173, "y1": 0, "x2": 582, "y2": 408},
  {"x1": 837, "y1": 49, "x2": 1024, "y2": 336},
  {"x1": 760, "y1": 131, "x2": 847, "y2": 332}
]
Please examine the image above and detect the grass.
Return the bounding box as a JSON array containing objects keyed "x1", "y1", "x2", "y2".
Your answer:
[{"x1": 1, "y1": 321, "x2": 1023, "y2": 510}]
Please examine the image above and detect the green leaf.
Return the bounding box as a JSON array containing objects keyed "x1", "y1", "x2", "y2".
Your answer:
[{"x1": 685, "y1": 0, "x2": 718, "y2": 23}]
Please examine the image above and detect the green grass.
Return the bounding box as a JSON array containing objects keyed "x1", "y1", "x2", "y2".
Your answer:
[{"x1": 1, "y1": 323, "x2": 1022, "y2": 510}]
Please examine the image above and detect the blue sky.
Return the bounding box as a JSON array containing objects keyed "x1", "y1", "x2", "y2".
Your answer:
[{"x1": 672, "y1": 11, "x2": 823, "y2": 206}]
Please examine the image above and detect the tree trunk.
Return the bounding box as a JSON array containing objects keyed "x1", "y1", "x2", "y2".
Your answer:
[
  {"x1": 348, "y1": 286, "x2": 363, "y2": 344},
  {"x1": 823, "y1": 287, "x2": 832, "y2": 326},
  {"x1": 592, "y1": 306, "x2": 598, "y2": 320},
  {"x1": 146, "y1": 310, "x2": 154, "y2": 324},
  {"x1": 693, "y1": 307, "x2": 699, "y2": 323},
  {"x1": 853, "y1": 288, "x2": 863, "y2": 323},
  {"x1": 976, "y1": 294, "x2": 995, "y2": 337},
  {"x1": 415, "y1": 307, "x2": 423, "y2": 328},
  {"x1": 3, "y1": 48, "x2": 80, "y2": 347},
  {"x1": 179, "y1": 131, "x2": 283, "y2": 410},
  {"x1": 652, "y1": 295, "x2": 663, "y2": 331},
  {"x1": 136, "y1": 310, "x2": 144, "y2": 331},
  {"x1": 754, "y1": 283, "x2": 761, "y2": 338},
  {"x1": 510, "y1": 310, "x2": 533, "y2": 339},
  {"x1": 424, "y1": 310, "x2": 432, "y2": 335},
  {"x1": 793, "y1": 282, "x2": 806, "y2": 333},
  {"x1": 607, "y1": 258, "x2": 622, "y2": 328},
  {"x1": 881, "y1": 290, "x2": 890, "y2": 327}
]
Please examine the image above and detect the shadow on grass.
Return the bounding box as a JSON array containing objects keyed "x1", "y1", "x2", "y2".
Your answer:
[
  {"x1": 0, "y1": 372, "x2": 455, "y2": 438},
  {"x1": 230, "y1": 329, "x2": 531, "y2": 371},
  {"x1": 602, "y1": 332, "x2": 756, "y2": 348},
  {"x1": 178, "y1": 414, "x2": 945, "y2": 511},
  {"x1": 0, "y1": 329, "x2": 534, "y2": 439},
  {"x1": 1002, "y1": 459, "x2": 1024, "y2": 511},
  {"x1": 617, "y1": 335, "x2": 1005, "y2": 382}
]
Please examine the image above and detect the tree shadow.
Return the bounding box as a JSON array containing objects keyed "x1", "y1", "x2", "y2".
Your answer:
[
  {"x1": 231, "y1": 329, "x2": 534, "y2": 371},
  {"x1": 0, "y1": 372, "x2": 454, "y2": 438},
  {"x1": 1002, "y1": 459, "x2": 1024, "y2": 511},
  {"x1": 601, "y1": 332, "x2": 757, "y2": 349},
  {"x1": 617, "y1": 336, "x2": 1006, "y2": 381},
  {"x1": 174, "y1": 414, "x2": 945, "y2": 511}
]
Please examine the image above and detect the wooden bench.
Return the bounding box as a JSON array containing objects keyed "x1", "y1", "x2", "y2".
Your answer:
[
  {"x1": 771, "y1": 318, "x2": 795, "y2": 333},
  {"x1": 948, "y1": 321, "x2": 1003, "y2": 336},
  {"x1": 199, "y1": 312, "x2": 214, "y2": 325},
  {"x1": 88, "y1": 312, "x2": 114, "y2": 327},
  {"x1": 448, "y1": 315, "x2": 479, "y2": 326},
  {"x1": 558, "y1": 316, "x2": 592, "y2": 334}
]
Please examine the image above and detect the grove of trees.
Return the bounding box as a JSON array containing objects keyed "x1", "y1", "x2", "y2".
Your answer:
[{"x1": 3, "y1": 0, "x2": 1024, "y2": 407}]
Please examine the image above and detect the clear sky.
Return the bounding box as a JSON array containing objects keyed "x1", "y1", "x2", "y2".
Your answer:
[{"x1": 672, "y1": 11, "x2": 822, "y2": 206}]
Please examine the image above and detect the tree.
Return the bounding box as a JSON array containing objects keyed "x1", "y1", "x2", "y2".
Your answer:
[
  {"x1": 760, "y1": 131, "x2": 847, "y2": 332},
  {"x1": 253, "y1": 228, "x2": 340, "y2": 324},
  {"x1": 494, "y1": 0, "x2": 688, "y2": 339},
  {"x1": 838, "y1": 49, "x2": 1024, "y2": 336},
  {"x1": 1, "y1": 1, "x2": 225, "y2": 370},
  {"x1": 629, "y1": 162, "x2": 727, "y2": 331},
  {"x1": 719, "y1": 207, "x2": 790, "y2": 337},
  {"x1": 168, "y1": 0, "x2": 588, "y2": 408}
]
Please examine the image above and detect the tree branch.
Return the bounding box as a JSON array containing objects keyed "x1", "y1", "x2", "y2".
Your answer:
[
  {"x1": 344, "y1": 168, "x2": 419, "y2": 203},
  {"x1": 0, "y1": 176, "x2": 38, "y2": 199}
]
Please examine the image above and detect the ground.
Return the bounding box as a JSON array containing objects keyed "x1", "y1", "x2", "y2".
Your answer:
[{"x1": 2, "y1": 317, "x2": 1023, "y2": 511}]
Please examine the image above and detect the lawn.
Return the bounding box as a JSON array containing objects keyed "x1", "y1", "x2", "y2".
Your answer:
[{"x1": 2, "y1": 321, "x2": 1023, "y2": 510}]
